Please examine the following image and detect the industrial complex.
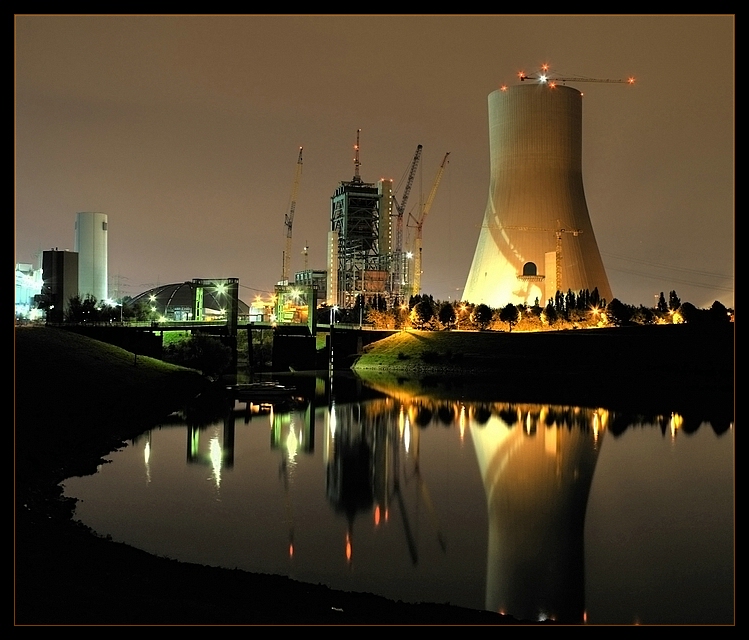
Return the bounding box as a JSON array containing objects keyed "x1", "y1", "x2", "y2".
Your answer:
[{"x1": 17, "y1": 68, "x2": 626, "y2": 322}]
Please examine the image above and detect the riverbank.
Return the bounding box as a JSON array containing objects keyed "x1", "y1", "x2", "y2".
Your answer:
[
  {"x1": 14, "y1": 326, "x2": 522, "y2": 625},
  {"x1": 352, "y1": 324, "x2": 735, "y2": 421}
]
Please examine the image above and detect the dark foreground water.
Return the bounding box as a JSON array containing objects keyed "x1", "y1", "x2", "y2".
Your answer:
[{"x1": 61, "y1": 373, "x2": 734, "y2": 625}]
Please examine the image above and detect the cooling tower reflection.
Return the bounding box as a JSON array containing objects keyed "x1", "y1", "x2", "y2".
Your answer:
[
  {"x1": 470, "y1": 405, "x2": 603, "y2": 623},
  {"x1": 321, "y1": 378, "x2": 605, "y2": 621}
]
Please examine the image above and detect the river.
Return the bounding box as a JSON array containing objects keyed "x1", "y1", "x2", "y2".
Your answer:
[{"x1": 61, "y1": 371, "x2": 734, "y2": 625}]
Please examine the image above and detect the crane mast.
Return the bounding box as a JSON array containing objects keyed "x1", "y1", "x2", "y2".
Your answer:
[
  {"x1": 391, "y1": 145, "x2": 422, "y2": 300},
  {"x1": 409, "y1": 151, "x2": 450, "y2": 298},
  {"x1": 282, "y1": 147, "x2": 303, "y2": 284}
]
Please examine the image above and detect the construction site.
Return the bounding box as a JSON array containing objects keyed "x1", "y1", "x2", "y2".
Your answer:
[
  {"x1": 274, "y1": 65, "x2": 635, "y2": 322},
  {"x1": 274, "y1": 130, "x2": 450, "y2": 323}
]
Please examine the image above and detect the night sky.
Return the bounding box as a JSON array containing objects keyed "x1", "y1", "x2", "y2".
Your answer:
[{"x1": 15, "y1": 15, "x2": 734, "y2": 309}]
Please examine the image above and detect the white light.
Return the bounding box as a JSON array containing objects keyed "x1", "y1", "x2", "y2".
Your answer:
[{"x1": 539, "y1": 74, "x2": 547, "y2": 83}]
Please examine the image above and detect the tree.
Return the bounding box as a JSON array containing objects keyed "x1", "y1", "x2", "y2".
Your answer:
[
  {"x1": 709, "y1": 300, "x2": 731, "y2": 323},
  {"x1": 438, "y1": 302, "x2": 456, "y2": 329},
  {"x1": 499, "y1": 303, "x2": 520, "y2": 332},
  {"x1": 656, "y1": 292, "x2": 668, "y2": 313},
  {"x1": 668, "y1": 290, "x2": 681, "y2": 311},
  {"x1": 163, "y1": 333, "x2": 232, "y2": 378},
  {"x1": 410, "y1": 299, "x2": 434, "y2": 329},
  {"x1": 543, "y1": 301, "x2": 558, "y2": 326},
  {"x1": 65, "y1": 294, "x2": 100, "y2": 323},
  {"x1": 606, "y1": 298, "x2": 632, "y2": 326},
  {"x1": 675, "y1": 302, "x2": 698, "y2": 323},
  {"x1": 473, "y1": 303, "x2": 493, "y2": 330}
]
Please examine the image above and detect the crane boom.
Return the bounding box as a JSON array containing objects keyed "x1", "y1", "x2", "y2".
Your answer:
[
  {"x1": 519, "y1": 67, "x2": 635, "y2": 85},
  {"x1": 409, "y1": 151, "x2": 450, "y2": 297},
  {"x1": 393, "y1": 145, "x2": 423, "y2": 256},
  {"x1": 282, "y1": 147, "x2": 303, "y2": 284},
  {"x1": 391, "y1": 145, "x2": 422, "y2": 299}
]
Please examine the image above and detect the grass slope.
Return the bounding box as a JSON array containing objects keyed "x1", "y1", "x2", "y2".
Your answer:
[{"x1": 352, "y1": 325, "x2": 735, "y2": 418}]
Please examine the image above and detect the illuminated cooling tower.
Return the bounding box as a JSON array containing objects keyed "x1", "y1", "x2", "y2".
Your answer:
[{"x1": 463, "y1": 84, "x2": 613, "y2": 307}]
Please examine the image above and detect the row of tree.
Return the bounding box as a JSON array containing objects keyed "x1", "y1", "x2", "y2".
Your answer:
[{"x1": 331, "y1": 289, "x2": 733, "y2": 332}]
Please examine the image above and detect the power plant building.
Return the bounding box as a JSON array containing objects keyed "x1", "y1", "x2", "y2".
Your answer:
[
  {"x1": 327, "y1": 134, "x2": 391, "y2": 308},
  {"x1": 41, "y1": 249, "x2": 79, "y2": 323},
  {"x1": 463, "y1": 83, "x2": 613, "y2": 308},
  {"x1": 75, "y1": 211, "x2": 108, "y2": 303}
]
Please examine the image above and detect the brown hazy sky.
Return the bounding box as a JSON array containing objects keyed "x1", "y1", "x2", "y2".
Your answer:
[{"x1": 15, "y1": 14, "x2": 734, "y2": 308}]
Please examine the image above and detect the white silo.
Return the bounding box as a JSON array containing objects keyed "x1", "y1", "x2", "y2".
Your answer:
[
  {"x1": 463, "y1": 83, "x2": 613, "y2": 308},
  {"x1": 74, "y1": 211, "x2": 108, "y2": 303}
]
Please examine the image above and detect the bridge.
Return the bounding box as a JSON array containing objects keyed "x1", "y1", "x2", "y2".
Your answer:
[{"x1": 54, "y1": 318, "x2": 396, "y2": 372}]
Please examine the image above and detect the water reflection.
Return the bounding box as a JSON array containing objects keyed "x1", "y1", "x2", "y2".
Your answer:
[
  {"x1": 63, "y1": 373, "x2": 734, "y2": 625},
  {"x1": 470, "y1": 405, "x2": 601, "y2": 623}
]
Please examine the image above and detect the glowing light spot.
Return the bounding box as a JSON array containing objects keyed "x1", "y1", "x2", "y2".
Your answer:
[{"x1": 209, "y1": 435, "x2": 222, "y2": 489}]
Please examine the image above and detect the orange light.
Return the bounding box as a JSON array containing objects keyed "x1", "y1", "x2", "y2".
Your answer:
[
  {"x1": 549, "y1": 81, "x2": 557, "y2": 88},
  {"x1": 374, "y1": 505, "x2": 381, "y2": 526},
  {"x1": 628, "y1": 76, "x2": 636, "y2": 84},
  {"x1": 345, "y1": 533, "x2": 352, "y2": 561},
  {"x1": 518, "y1": 70, "x2": 526, "y2": 79},
  {"x1": 541, "y1": 63, "x2": 549, "y2": 71},
  {"x1": 500, "y1": 84, "x2": 508, "y2": 91}
]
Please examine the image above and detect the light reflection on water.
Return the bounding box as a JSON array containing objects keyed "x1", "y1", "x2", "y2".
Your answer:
[{"x1": 61, "y1": 376, "x2": 734, "y2": 625}]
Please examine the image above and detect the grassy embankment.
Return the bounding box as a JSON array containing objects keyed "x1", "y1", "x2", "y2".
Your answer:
[{"x1": 351, "y1": 324, "x2": 735, "y2": 416}]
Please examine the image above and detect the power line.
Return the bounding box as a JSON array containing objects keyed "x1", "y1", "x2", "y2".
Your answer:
[
  {"x1": 602, "y1": 251, "x2": 733, "y2": 281},
  {"x1": 605, "y1": 265, "x2": 734, "y2": 292}
]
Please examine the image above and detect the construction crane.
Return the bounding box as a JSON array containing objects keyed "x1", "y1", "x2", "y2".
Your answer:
[
  {"x1": 518, "y1": 63, "x2": 635, "y2": 86},
  {"x1": 391, "y1": 145, "x2": 422, "y2": 298},
  {"x1": 282, "y1": 147, "x2": 303, "y2": 284},
  {"x1": 503, "y1": 222, "x2": 583, "y2": 294},
  {"x1": 408, "y1": 151, "x2": 450, "y2": 298},
  {"x1": 302, "y1": 242, "x2": 309, "y2": 271}
]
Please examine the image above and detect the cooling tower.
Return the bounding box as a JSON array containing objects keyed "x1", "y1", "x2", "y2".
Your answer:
[{"x1": 463, "y1": 84, "x2": 613, "y2": 308}]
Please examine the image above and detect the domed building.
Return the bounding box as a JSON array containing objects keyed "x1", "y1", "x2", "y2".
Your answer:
[{"x1": 128, "y1": 281, "x2": 250, "y2": 322}]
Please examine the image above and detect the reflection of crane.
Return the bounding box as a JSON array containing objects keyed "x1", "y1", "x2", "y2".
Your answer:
[
  {"x1": 392, "y1": 145, "x2": 422, "y2": 298},
  {"x1": 518, "y1": 64, "x2": 635, "y2": 86},
  {"x1": 504, "y1": 222, "x2": 583, "y2": 295},
  {"x1": 389, "y1": 414, "x2": 447, "y2": 564},
  {"x1": 282, "y1": 147, "x2": 304, "y2": 284},
  {"x1": 408, "y1": 152, "x2": 450, "y2": 297}
]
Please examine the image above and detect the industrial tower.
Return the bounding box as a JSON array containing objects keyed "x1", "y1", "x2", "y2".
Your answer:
[
  {"x1": 327, "y1": 130, "x2": 390, "y2": 308},
  {"x1": 74, "y1": 211, "x2": 108, "y2": 303},
  {"x1": 463, "y1": 74, "x2": 618, "y2": 308}
]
